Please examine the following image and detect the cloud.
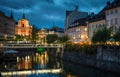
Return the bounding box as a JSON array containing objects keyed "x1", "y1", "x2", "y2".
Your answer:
[{"x1": 0, "y1": 0, "x2": 113, "y2": 28}]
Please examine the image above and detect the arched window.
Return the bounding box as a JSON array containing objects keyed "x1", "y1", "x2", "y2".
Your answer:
[{"x1": 23, "y1": 24, "x2": 24, "y2": 27}]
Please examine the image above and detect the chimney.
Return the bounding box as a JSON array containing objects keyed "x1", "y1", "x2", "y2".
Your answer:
[
  {"x1": 107, "y1": 1, "x2": 110, "y2": 8},
  {"x1": 75, "y1": 5, "x2": 78, "y2": 11}
]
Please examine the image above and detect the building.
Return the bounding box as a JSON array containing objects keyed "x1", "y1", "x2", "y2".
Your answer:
[
  {"x1": 87, "y1": 11, "x2": 106, "y2": 40},
  {"x1": 87, "y1": 0, "x2": 120, "y2": 41},
  {"x1": 37, "y1": 27, "x2": 64, "y2": 44},
  {"x1": 50, "y1": 26, "x2": 64, "y2": 37},
  {"x1": 0, "y1": 11, "x2": 15, "y2": 40},
  {"x1": 65, "y1": 6, "x2": 88, "y2": 34},
  {"x1": 67, "y1": 18, "x2": 88, "y2": 43},
  {"x1": 105, "y1": 0, "x2": 120, "y2": 34},
  {"x1": 15, "y1": 14, "x2": 32, "y2": 38},
  {"x1": 37, "y1": 28, "x2": 47, "y2": 44}
]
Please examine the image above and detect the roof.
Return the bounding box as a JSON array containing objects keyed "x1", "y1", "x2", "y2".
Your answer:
[
  {"x1": 88, "y1": 6, "x2": 106, "y2": 23},
  {"x1": 66, "y1": 10, "x2": 73, "y2": 17},
  {"x1": 106, "y1": 0, "x2": 120, "y2": 11},
  {"x1": 68, "y1": 18, "x2": 87, "y2": 29}
]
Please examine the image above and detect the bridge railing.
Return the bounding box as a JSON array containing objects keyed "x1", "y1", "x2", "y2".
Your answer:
[{"x1": 2, "y1": 44, "x2": 63, "y2": 48}]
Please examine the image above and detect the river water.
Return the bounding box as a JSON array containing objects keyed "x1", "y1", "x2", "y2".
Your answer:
[{"x1": 0, "y1": 50, "x2": 120, "y2": 77}]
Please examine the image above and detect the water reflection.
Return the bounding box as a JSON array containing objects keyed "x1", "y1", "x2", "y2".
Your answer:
[
  {"x1": 1, "y1": 51, "x2": 49, "y2": 71},
  {"x1": 1, "y1": 50, "x2": 120, "y2": 77},
  {"x1": 33, "y1": 51, "x2": 49, "y2": 69},
  {"x1": 62, "y1": 61, "x2": 120, "y2": 77},
  {"x1": 17, "y1": 56, "x2": 32, "y2": 70}
]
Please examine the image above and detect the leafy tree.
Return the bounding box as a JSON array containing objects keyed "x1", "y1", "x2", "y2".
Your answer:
[
  {"x1": 113, "y1": 28, "x2": 120, "y2": 41},
  {"x1": 58, "y1": 35, "x2": 70, "y2": 44},
  {"x1": 46, "y1": 34, "x2": 58, "y2": 44},
  {"x1": 92, "y1": 27, "x2": 111, "y2": 44},
  {"x1": 32, "y1": 25, "x2": 39, "y2": 42},
  {"x1": 15, "y1": 35, "x2": 24, "y2": 41}
]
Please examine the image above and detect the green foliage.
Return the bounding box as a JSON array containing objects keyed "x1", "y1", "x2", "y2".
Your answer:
[
  {"x1": 92, "y1": 27, "x2": 111, "y2": 43},
  {"x1": 64, "y1": 44, "x2": 97, "y2": 55},
  {"x1": 113, "y1": 29, "x2": 120, "y2": 41},
  {"x1": 59, "y1": 35, "x2": 70, "y2": 44},
  {"x1": 15, "y1": 35, "x2": 24, "y2": 41},
  {"x1": 32, "y1": 25, "x2": 39, "y2": 42},
  {"x1": 46, "y1": 34, "x2": 58, "y2": 44}
]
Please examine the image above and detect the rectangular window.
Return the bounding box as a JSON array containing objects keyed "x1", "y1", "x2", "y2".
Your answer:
[
  {"x1": 111, "y1": 11, "x2": 113, "y2": 14},
  {"x1": 107, "y1": 12, "x2": 109, "y2": 15},
  {"x1": 111, "y1": 19, "x2": 113, "y2": 25},
  {"x1": 115, "y1": 18, "x2": 117, "y2": 24},
  {"x1": 115, "y1": 9, "x2": 118, "y2": 13}
]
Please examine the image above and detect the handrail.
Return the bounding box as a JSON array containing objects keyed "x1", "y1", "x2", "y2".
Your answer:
[{"x1": 1, "y1": 44, "x2": 63, "y2": 48}]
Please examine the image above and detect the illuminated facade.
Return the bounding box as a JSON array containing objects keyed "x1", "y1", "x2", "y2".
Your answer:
[
  {"x1": 67, "y1": 18, "x2": 88, "y2": 43},
  {"x1": 15, "y1": 14, "x2": 32, "y2": 37},
  {"x1": 37, "y1": 28, "x2": 47, "y2": 44},
  {"x1": 87, "y1": 0, "x2": 120, "y2": 40},
  {"x1": 65, "y1": 6, "x2": 88, "y2": 34},
  {"x1": 87, "y1": 12, "x2": 106, "y2": 40},
  {"x1": 37, "y1": 27, "x2": 64, "y2": 44}
]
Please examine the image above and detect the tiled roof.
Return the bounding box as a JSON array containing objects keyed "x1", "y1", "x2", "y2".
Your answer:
[
  {"x1": 66, "y1": 10, "x2": 73, "y2": 17},
  {"x1": 68, "y1": 18, "x2": 87, "y2": 29},
  {"x1": 106, "y1": 0, "x2": 120, "y2": 10}
]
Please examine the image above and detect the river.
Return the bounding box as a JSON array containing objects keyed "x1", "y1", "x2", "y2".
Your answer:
[{"x1": 0, "y1": 50, "x2": 120, "y2": 77}]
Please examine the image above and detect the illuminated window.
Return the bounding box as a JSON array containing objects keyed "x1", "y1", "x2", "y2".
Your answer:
[
  {"x1": 115, "y1": 9, "x2": 118, "y2": 13},
  {"x1": 115, "y1": 18, "x2": 117, "y2": 24},
  {"x1": 85, "y1": 28, "x2": 87, "y2": 31}
]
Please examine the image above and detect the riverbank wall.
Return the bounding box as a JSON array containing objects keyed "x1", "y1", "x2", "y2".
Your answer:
[{"x1": 62, "y1": 46, "x2": 120, "y2": 74}]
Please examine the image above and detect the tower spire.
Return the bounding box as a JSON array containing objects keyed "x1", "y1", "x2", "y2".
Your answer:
[
  {"x1": 75, "y1": 5, "x2": 78, "y2": 11},
  {"x1": 10, "y1": 11, "x2": 13, "y2": 19},
  {"x1": 22, "y1": 13, "x2": 25, "y2": 19}
]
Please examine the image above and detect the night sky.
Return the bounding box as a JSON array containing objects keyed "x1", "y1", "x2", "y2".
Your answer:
[{"x1": 0, "y1": 0, "x2": 113, "y2": 28}]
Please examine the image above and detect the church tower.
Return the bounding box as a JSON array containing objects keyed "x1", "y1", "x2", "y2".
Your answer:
[
  {"x1": 15, "y1": 13, "x2": 32, "y2": 39},
  {"x1": 22, "y1": 13, "x2": 26, "y2": 19}
]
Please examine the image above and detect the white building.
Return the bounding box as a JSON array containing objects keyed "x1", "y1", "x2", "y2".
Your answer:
[
  {"x1": 87, "y1": 12, "x2": 106, "y2": 40},
  {"x1": 67, "y1": 18, "x2": 88, "y2": 43},
  {"x1": 105, "y1": 0, "x2": 120, "y2": 34},
  {"x1": 65, "y1": 6, "x2": 88, "y2": 34}
]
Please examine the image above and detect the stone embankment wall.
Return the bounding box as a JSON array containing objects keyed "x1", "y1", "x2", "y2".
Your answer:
[{"x1": 62, "y1": 46, "x2": 120, "y2": 73}]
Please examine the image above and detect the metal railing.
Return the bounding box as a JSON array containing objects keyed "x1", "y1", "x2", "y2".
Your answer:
[{"x1": 1, "y1": 43, "x2": 63, "y2": 48}]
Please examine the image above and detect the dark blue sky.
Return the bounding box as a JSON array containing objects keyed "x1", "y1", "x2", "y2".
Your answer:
[{"x1": 0, "y1": 0, "x2": 113, "y2": 28}]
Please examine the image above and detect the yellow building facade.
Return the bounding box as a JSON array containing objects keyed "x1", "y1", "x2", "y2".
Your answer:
[
  {"x1": 15, "y1": 14, "x2": 32, "y2": 38},
  {"x1": 88, "y1": 20, "x2": 106, "y2": 40}
]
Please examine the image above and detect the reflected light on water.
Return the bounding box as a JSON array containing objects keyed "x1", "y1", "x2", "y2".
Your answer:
[
  {"x1": 67, "y1": 74, "x2": 76, "y2": 77},
  {"x1": 17, "y1": 51, "x2": 49, "y2": 70}
]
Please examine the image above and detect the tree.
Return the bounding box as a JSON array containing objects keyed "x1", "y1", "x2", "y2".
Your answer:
[
  {"x1": 113, "y1": 28, "x2": 120, "y2": 41},
  {"x1": 92, "y1": 27, "x2": 111, "y2": 44},
  {"x1": 46, "y1": 34, "x2": 58, "y2": 44},
  {"x1": 32, "y1": 25, "x2": 39, "y2": 42},
  {"x1": 15, "y1": 35, "x2": 24, "y2": 41},
  {"x1": 58, "y1": 35, "x2": 70, "y2": 44}
]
